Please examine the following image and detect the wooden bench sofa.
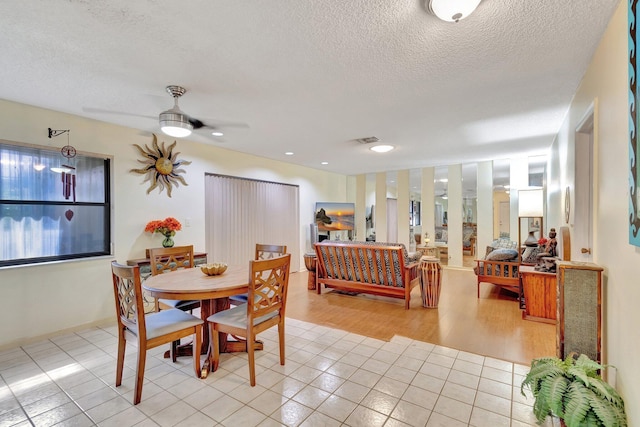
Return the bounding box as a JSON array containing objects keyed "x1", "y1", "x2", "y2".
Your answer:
[
  {"x1": 474, "y1": 227, "x2": 572, "y2": 298},
  {"x1": 474, "y1": 259, "x2": 520, "y2": 297},
  {"x1": 314, "y1": 241, "x2": 420, "y2": 309},
  {"x1": 474, "y1": 239, "x2": 521, "y2": 298}
]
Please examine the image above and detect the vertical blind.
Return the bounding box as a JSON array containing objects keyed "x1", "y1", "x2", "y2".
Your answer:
[{"x1": 204, "y1": 174, "x2": 300, "y2": 271}]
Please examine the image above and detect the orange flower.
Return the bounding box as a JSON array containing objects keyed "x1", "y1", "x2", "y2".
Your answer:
[{"x1": 145, "y1": 217, "x2": 182, "y2": 235}]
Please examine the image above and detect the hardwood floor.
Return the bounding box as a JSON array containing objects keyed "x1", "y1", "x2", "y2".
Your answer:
[{"x1": 286, "y1": 266, "x2": 556, "y2": 366}]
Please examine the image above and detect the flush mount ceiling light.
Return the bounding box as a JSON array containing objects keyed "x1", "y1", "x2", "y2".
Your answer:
[
  {"x1": 159, "y1": 86, "x2": 193, "y2": 138},
  {"x1": 427, "y1": 0, "x2": 481, "y2": 22},
  {"x1": 370, "y1": 145, "x2": 395, "y2": 153}
]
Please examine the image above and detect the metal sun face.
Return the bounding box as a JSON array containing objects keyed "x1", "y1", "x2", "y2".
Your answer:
[{"x1": 130, "y1": 134, "x2": 192, "y2": 197}]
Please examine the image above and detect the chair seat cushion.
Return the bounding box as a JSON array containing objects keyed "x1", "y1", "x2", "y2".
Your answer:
[
  {"x1": 207, "y1": 304, "x2": 278, "y2": 329},
  {"x1": 159, "y1": 298, "x2": 200, "y2": 311},
  {"x1": 229, "y1": 294, "x2": 248, "y2": 304},
  {"x1": 141, "y1": 309, "x2": 203, "y2": 340}
]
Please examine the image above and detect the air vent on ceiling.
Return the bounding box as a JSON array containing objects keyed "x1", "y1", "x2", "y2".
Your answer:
[{"x1": 356, "y1": 136, "x2": 379, "y2": 144}]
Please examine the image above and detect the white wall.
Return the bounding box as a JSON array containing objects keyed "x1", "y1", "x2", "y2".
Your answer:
[
  {"x1": 0, "y1": 99, "x2": 348, "y2": 348},
  {"x1": 548, "y1": 1, "x2": 639, "y2": 423}
]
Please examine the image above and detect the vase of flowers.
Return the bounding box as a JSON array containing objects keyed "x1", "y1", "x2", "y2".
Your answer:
[{"x1": 144, "y1": 217, "x2": 182, "y2": 248}]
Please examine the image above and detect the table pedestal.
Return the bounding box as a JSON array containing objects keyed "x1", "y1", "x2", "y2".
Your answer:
[
  {"x1": 163, "y1": 297, "x2": 263, "y2": 378},
  {"x1": 419, "y1": 256, "x2": 442, "y2": 308},
  {"x1": 304, "y1": 253, "x2": 317, "y2": 290}
]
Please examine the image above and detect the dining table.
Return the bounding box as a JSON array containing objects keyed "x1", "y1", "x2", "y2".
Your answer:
[{"x1": 142, "y1": 264, "x2": 262, "y2": 378}]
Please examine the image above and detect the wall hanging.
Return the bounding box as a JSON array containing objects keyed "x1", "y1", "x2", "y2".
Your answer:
[
  {"x1": 629, "y1": 0, "x2": 640, "y2": 246},
  {"x1": 48, "y1": 127, "x2": 77, "y2": 221},
  {"x1": 131, "y1": 134, "x2": 191, "y2": 197}
]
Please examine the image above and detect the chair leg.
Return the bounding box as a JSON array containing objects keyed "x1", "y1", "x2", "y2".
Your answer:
[
  {"x1": 133, "y1": 344, "x2": 147, "y2": 405},
  {"x1": 193, "y1": 325, "x2": 202, "y2": 378},
  {"x1": 210, "y1": 325, "x2": 220, "y2": 373},
  {"x1": 115, "y1": 333, "x2": 126, "y2": 387},
  {"x1": 278, "y1": 321, "x2": 285, "y2": 366},
  {"x1": 247, "y1": 332, "x2": 256, "y2": 386},
  {"x1": 171, "y1": 340, "x2": 178, "y2": 362}
]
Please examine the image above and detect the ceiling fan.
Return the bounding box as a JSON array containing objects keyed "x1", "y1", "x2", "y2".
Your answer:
[
  {"x1": 83, "y1": 85, "x2": 248, "y2": 139},
  {"x1": 160, "y1": 85, "x2": 223, "y2": 138}
]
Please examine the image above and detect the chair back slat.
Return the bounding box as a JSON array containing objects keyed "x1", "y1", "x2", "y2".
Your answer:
[
  {"x1": 148, "y1": 245, "x2": 195, "y2": 276},
  {"x1": 255, "y1": 244, "x2": 287, "y2": 261},
  {"x1": 247, "y1": 254, "x2": 291, "y2": 321}
]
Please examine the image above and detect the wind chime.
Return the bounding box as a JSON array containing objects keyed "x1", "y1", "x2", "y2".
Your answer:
[{"x1": 48, "y1": 128, "x2": 77, "y2": 221}]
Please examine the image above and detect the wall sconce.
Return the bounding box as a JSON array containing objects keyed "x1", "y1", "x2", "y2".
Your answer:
[{"x1": 427, "y1": 0, "x2": 482, "y2": 23}]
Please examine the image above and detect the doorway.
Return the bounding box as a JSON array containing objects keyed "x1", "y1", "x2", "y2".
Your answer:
[
  {"x1": 499, "y1": 201, "x2": 510, "y2": 238},
  {"x1": 574, "y1": 107, "x2": 595, "y2": 262}
]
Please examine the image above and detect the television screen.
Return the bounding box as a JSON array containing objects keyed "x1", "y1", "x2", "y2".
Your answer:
[{"x1": 315, "y1": 202, "x2": 355, "y2": 231}]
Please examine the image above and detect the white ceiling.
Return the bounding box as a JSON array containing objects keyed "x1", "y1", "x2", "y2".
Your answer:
[{"x1": 0, "y1": 0, "x2": 618, "y2": 176}]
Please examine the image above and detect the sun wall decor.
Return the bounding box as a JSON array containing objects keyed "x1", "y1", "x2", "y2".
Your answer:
[{"x1": 130, "y1": 134, "x2": 192, "y2": 197}]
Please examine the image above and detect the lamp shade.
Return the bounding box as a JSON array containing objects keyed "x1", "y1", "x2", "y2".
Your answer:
[
  {"x1": 159, "y1": 108, "x2": 193, "y2": 138},
  {"x1": 428, "y1": 0, "x2": 482, "y2": 22},
  {"x1": 518, "y1": 188, "x2": 544, "y2": 217}
]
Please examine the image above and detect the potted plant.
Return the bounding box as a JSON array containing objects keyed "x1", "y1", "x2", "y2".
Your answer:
[{"x1": 521, "y1": 353, "x2": 627, "y2": 426}]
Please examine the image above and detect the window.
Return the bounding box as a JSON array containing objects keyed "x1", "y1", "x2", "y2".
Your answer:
[{"x1": 0, "y1": 142, "x2": 111, "y2": 267}]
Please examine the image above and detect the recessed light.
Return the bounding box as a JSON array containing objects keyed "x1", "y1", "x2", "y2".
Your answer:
[
  {"x1": 285, "y1": 152, "x2": 294, "y2": 156},
  {"x1": 211, "y1": 131, "x2": 224, "y2": 136},
  {"x1": 370, "y1": 145, "x2": 394, "y2": 153},
  {"x1": 321, "y1": 161, "x2": 329, "y2": 165}
]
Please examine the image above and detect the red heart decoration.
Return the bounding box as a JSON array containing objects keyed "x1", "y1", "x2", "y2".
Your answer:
[{"x1": 65, "y1": 209, "x2": 74, "y2": 221}]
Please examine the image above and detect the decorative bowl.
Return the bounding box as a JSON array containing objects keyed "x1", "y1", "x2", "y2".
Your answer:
[{"x1": 200, "y1": 263, "x2": 228, "y2": 276}]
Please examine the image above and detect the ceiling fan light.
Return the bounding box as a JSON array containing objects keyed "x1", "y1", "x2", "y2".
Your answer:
[
  {"x1": 159, "y1": 109, "x2": 193, "y2": 138},
  {"x1": 370, "y1": 145, "x2": 395, "y2": 153},
  {"x1": 428, "y1": 0, "x2": 481, "y2": 22}
]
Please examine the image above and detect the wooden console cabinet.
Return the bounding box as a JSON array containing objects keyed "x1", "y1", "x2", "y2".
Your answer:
[
  {"x1": 556, "y1": 261, "x2": 603, "y2": 363},
  {"x1": 520, "y1": 265, "x2": 557, "y2": 324}
]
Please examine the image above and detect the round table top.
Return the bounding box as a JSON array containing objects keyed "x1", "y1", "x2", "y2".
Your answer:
[{"x1": 142, "y1": 264, "x2": 249, "y2": 300}]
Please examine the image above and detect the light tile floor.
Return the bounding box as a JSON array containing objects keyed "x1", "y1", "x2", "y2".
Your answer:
[{"x1": 0, "y1": 319, "x2": 557, "y2": 427}]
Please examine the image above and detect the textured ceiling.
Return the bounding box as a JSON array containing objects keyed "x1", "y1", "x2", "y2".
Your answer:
[{"x1": 0, "y1": 0, "x2": 618, "y2": 176}]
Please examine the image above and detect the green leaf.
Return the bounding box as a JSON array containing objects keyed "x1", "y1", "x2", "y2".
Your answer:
[
  {"x1": 542, "y1": 375, "x2": 569, "y2": 418},
  {"x1": 563, "y1": 382, "x2": 591, "y2": 426}
]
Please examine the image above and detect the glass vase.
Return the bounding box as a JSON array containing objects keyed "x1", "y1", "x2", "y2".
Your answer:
[{"x1": 162, "y1": 234, "x2": 174, "y2": 248}]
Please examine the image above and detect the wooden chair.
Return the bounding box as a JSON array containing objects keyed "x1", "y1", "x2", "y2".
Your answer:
[
  {"x1": 255, "y1": 243, "x2": 287, "y2": 260},
  {"x1": 230, "y1": 244, "x2": 287, "y2": 305},
  {"x1": 148, "y1": 246, "x2": 201, "y2": 361},
  {"x1": 110, "y1": 261, "x2": 203, "y2": 404},
  {"x1": 148, "y1": 245, "x2": 201, "y2": 313},
  {"x1": 207, "y1": 254, "x2": 291, "y2": 386}
]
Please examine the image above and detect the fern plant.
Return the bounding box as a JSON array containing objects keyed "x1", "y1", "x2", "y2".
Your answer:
[{"x1": 521, "y1": 353, "x2": 627, "y2": 426}]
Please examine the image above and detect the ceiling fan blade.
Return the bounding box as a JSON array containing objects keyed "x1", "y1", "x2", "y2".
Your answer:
[
  {"x1": 188, "y1": 117, "x2": 249, "y2": 130},
  {"x1": 82, "y1": 107, "x2": 156, "y2": 121}
]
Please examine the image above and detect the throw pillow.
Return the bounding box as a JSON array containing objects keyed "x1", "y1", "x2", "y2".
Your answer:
[
  {"x1": 490, "y1": 238, "x2": 517, "y2": 250},
  {"x1": 485, "y1": 248, "x2": 518, "y2": 261},
  {"x1": 522, "y1": 246, "x2": 541, "y2": 264}
]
